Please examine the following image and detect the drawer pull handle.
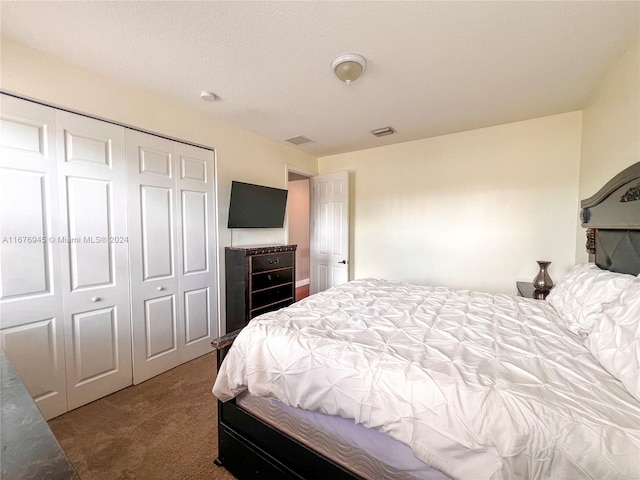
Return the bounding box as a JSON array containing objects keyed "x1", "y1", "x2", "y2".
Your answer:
[
  {"x1": 157, "y1": 286, "x2": 165, "y2": 291},
  {"x1": 91, "y1": 296, "x2": 100, "y2": 302},
  {"x1": 268, "y1": 258, "x2": 280, "y2": 265}
]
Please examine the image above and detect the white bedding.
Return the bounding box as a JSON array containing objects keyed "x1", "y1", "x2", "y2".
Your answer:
[{"x1": 213, "y1": 278, "x2": 640, "y2": 480}]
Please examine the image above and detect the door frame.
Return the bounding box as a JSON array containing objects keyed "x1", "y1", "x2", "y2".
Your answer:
[
  {"x1": 284, "y1": 165, "x2": 314, "y2": 247},
  {"x1": 285, "y1": 165, "x2": 314, "y2": 293},
  {"x1": 285, "y1": 166, "x2": 351, "y2": 296}
]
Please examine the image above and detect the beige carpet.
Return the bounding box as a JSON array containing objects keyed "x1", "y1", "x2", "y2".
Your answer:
[{"x1": 48, "y1": 352, "x2": 236, "y2": 480}]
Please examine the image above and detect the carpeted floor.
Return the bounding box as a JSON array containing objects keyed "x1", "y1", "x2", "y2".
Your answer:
[{"x1": 48, "y1": 352, "x2": 236, "y2": 480}]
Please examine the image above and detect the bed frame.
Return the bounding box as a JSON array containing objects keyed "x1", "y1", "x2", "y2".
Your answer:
[
  {"x1": 212, "y1": 161, "x2": 640, "y2": 480},
  {"x1": 212, "y1": 330, "x2": 361, "y2": 480}
]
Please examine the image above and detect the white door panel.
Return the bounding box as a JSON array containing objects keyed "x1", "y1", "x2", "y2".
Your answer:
[
  {"x1": 128, "y1": 132, "x2": 217, "y2": 383},
  {"x1": 0, "y1": 95, "x2": 67, "y2": 419},
  {"x1": 65, "y1": 305, "x2": 126, "y2": 409},
  {"x1": 175, "y1": 143, "x2": 217, "y2": 362},
  {"x1": 139, "y1": 147, "x2": 173, "y2": 177},
  {"x1": 0, "y1": 318, "x2": 67, "y2": 419},
  {"x1": 310, "y1": 171, "x2": 350, "y2": 294},
  {"x1": 128, "y1": 131, "x2": 181, "y2": 383},
  {"x1": 0, "y1": 97, "x2": 52, "y2": 159},
  {"x1": 144, "y1": 294, "x2": 177, "y2": 359},
  {"x1": 56, "y1": 110, "x2": 132, "y2": 409},
  {"x1": 181, "y1": 190, "x2": 207, "y2": 274},
  {"x1": 70, "y1": 307, "x2": 118, "y2": 384},
  {"x1": 184, "y1": 287, "x2": 210, "y2": 345},
  {"x1": 65, "y1": 176, "x2": 114, "y2": 290},
  {"x1": 141, "y1": 185, "x2": 175, "y2": 280},
  {"x1": 180, "y1": 155, "x2": 208, "y2": 182},
  {"x1": 0, "y1": 169, "x2": 51, "y2": 299},
  {"x1": 0, "y1": 319, "x2": 64, "y2": 398}
]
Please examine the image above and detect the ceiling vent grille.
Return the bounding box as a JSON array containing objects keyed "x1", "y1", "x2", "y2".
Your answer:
[
  {"x1": 370, "y1": 126, "x2": 396, "y2": 137},
  {"x1": 285, "y1": 135, "x2": 314, "y2": 145}
]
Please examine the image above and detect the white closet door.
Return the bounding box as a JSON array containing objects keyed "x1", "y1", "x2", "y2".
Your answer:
[
  {"x1": 127, "y1": 130, "x2": 181, "y2": 383},
  {"x1": 175, "y1": 143, "x2": 217, "y2": 362},
  {"x1": 0, "y1": 95, "x2": 68, "y2": 420},
  {"x1": 56, "y1": 111, "x2": 132, "y2": 410}
]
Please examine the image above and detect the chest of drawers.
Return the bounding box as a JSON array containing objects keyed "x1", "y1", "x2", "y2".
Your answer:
[{"x1": 225, "y1": 245, "x2": 297, "y2": 333}]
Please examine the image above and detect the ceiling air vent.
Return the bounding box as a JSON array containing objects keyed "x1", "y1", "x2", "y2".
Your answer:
[
  {"x1": 285, "y1": 135, "x2": 314, "y2": 145},
  {"x1": 370, "y1": 126, "x2": 396, "y2": 137}
]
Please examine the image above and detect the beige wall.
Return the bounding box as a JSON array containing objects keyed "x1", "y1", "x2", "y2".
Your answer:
[
  {"x1": 576, "y1": 36, "x2": 640, "y2": 263},
  {"x1": 319, "y1": 112, "x2": 583, "y2": 294},
  {"x1": 0, "y1": 37, "x2": 318, "y2": 332},
  {"x1": 3, "y1": 33, "x2": 637, "y2": 299}
]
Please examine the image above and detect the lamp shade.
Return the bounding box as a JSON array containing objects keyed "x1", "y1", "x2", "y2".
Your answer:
[{"x1": 331, "y1": 54, "x2": 367, "y2": 85}]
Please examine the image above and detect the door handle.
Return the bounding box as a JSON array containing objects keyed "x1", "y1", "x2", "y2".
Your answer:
[{"x1": 338, "y1": 260, "x2": 347, "y2": 264}]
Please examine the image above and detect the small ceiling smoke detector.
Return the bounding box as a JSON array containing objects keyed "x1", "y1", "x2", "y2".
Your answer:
[
  {"x1": 200, "y1": 91, "x2": 218, "y2": 102},
  {"x1": 370, "y1": 126, "x2": 396, "y2": 137},
  {"x1": 285, "y1": 135, "x2": 314, "y2": 145},
  {"x1": 331, "y1": 53, "x2": 367, "y2": 85}
]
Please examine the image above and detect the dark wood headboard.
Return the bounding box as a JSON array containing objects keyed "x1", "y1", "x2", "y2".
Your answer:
[{"x1": 580, "y1": 162, "x2": 640, "y2": 276}]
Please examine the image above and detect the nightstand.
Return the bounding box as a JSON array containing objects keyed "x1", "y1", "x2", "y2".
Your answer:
[{"x1": 516, "y1": 281, "x2": 550, "y2": 300}]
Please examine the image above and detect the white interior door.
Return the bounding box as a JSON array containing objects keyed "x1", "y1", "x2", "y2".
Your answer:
[
  {"x1": 175, "y1": 142, "x2": 218, "y2": 362},
  {"x1": 310, "y1": 171, "x2": 350, "y2": 294},
  {"x1": 127, "y1": 130, "x2": 181, "y2": 383},
  {"x1": 56, "y1": 111, "x2": 132, "y2": 410},
  {"x1": 0, "y1": 95, "x2": 67, "y2": 420}
]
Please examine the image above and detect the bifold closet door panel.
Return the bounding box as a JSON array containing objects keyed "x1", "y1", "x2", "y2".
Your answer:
[
  {"x1": 126, "y1": 130, "x2": 181, "y2": 384},
  {"x1": 56, "y1": 111, "x2": 132, "y2": 410},
  {"x1": 0, "y1": 95, "x2": 68, "y2": 420},
  {"x1": 1, "y1": 94, "x2": 219, "y2": 417},
  {"x1": 175, "y1": 143, "x2": 218, "y2": 362}
]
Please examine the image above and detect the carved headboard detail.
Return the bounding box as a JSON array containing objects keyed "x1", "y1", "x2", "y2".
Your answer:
[
  {"x1": 580, "y1": 162, "x2": 640, "y2": 276},
  {"x1": 585, "y1": 228, "x2": 596, "y2": 255},
  {"x1": 620, "y1": 183, "x2": 640, "y2": 203}
]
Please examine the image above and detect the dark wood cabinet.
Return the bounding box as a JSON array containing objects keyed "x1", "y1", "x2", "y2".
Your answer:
[{"x1": 225, "y1": 245, "x2": 297, "y2": 333}]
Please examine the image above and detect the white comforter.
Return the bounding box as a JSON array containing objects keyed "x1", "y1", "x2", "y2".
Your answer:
[{"x1": 213, "y1": 279, "x2": 640, "y2": 480}]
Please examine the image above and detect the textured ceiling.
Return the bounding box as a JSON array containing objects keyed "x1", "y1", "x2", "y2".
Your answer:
[{"x1": 1, "y1": 1, "x2": 638, "y2": 157}]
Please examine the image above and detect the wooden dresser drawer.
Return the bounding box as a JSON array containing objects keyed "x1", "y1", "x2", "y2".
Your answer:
[
  {"x1": 251, "y1": 285, "x2": 294, "y2": 310},
  {"x1": 252, "y1": 252, "x2": 294, "y2": 273},
  {"x1": 252, "y1": 269, "x2": 293, "y2": 291},
  {"x1": 251, "y1": 298, "x2": 293, "y2": 319}
]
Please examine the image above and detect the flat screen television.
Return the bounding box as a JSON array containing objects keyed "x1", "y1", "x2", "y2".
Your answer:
[{"x1": 227, "y1": 181, "x2": 288, "y2": 228}]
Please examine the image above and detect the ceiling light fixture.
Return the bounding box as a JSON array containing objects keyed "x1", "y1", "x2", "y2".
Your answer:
[
  {"x1": 200, "y1": 91, "x2": 218, "y2": 102},
  {"x1": 331, "y1": 53, "x2": 367, "y2": 85}
]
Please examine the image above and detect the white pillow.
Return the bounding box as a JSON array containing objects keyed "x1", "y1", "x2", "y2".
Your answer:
[
  {"x1": 546, "y1": 263, "x2": 637, "y2": 336},
  {"x1": 585, "y1": 281, "x2": 640, "y2": 401}
]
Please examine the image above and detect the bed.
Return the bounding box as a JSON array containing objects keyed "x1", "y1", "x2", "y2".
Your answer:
[{"x1": 212, "y1": 162, "x2": 640, "y2": 480}]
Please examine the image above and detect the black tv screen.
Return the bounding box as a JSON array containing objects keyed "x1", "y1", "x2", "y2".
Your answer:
[{"x1": 227, "y1": 181, "x2": 288, "y2": 228}]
